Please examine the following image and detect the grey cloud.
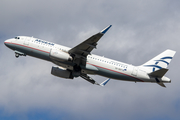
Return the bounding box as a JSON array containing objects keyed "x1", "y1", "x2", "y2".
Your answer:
[{"x1": 0, "y1": 0, "x2": 180, "y2": 120}]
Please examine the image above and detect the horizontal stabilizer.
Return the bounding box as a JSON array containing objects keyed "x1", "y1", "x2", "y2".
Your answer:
[
  {"x1": 148, "y1": 68, "x2": 168, "y2": 78},
  {"x1": 100, "y1": 78, "x2": 110, "y2": 86},
  {"x1": 157, "y1": 82, "x2": 166, "y2": 88}
]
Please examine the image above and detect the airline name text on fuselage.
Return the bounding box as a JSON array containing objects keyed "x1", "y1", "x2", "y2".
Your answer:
[{"x1": 35, "y1": 39, "x2": 55, "y2": 46}]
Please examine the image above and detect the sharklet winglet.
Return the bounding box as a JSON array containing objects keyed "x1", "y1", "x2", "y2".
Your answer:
[
  {"x1": 100, "y1": 78, "x2": 110, "y2": 86},
  {"x1": 100, "y1": 25, "x2": 112, "y2": 34}
]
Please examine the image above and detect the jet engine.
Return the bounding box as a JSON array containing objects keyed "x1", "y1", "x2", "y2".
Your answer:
[
  {"x1": 51, "y1": 66, "x2": 74, "y2": 79},
  {"x1": 50, "y1": 49, "x2": 72, "y2": 61}
]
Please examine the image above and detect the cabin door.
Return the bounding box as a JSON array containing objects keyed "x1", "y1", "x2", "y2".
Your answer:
[{"x1": 131, "y1": 67, "x2": 138, "y2": 76}]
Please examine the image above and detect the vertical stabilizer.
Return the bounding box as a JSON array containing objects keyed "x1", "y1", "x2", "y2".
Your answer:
[{"x1": 142, "y1": 49, "x2": 176, "y2": 73}]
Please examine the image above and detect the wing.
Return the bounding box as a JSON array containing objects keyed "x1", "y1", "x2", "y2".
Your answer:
[
  {"x1": 68, "y1": 25, "x2": 112, "y2": 85},
  {"x1": 80, "y1": 74, "x2": 110, "y2": 86},
  {"x1": 68, "y1": 25, "x2": 112, "y2": 65}
]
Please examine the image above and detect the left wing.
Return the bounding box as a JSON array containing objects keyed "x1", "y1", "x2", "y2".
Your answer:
[
  {"x1": 80, "y1": 74, "x2": 110, "y2": 86},
  {"x1": 68, "y1": 25, "x2": 112, "y2": 65}
]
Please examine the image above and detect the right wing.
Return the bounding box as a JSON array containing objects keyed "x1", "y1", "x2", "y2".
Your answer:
[
  {"x1": 68, "y1": 25, "x2": 112, "y2": 66},
  {"x1": 69, "y1": 25, "x2": 112, "y2": 86}
]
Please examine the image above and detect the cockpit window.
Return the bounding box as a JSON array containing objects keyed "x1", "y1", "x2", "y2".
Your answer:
[{"x1": 15, "y1": 37, "x2": 20, "y2": 39}]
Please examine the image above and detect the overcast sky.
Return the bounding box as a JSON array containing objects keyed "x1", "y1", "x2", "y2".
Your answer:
[{"x1": 0, "y1": 0, "x2": 180, "y2": 120}]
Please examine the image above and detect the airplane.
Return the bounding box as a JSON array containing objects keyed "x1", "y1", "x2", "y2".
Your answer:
[{"x1": 4, "y1": 25, "x2": 176, "y2": 87}]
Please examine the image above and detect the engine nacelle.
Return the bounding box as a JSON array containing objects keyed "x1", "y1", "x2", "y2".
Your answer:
[
  {"x1": 51, "y1": 66, "x2": 74, "y2": 79},
  {"x1": 50, "y1": 49, "x2": 72, "y2": 61}
]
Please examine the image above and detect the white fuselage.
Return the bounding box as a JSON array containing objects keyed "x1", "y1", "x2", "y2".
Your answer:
[{"x1": 4, "y1": 36, "x2": 171, "y2": 84}]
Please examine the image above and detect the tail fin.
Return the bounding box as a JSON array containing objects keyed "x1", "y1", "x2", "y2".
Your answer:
[{"x1": 142, "y1": 49, "x2": 176, "y2": 73}]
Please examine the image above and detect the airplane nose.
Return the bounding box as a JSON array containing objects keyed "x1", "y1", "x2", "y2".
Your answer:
[
  {"x1": 4, "y1": 39, "x2": 11, "y2": 47},
  {"x1": 4, "y1": 41, "x2": 7, "y2": 46}
]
